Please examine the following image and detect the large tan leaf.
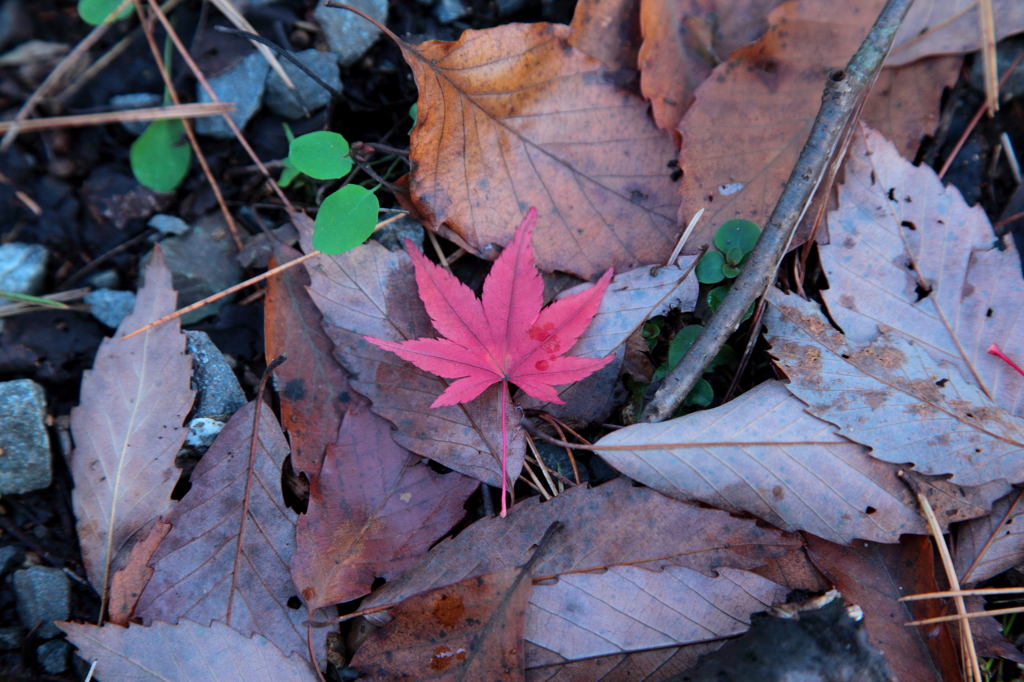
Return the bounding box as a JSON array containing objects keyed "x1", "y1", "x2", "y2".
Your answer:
[
  {"x1": 525, "y1": 565, "x2": 788, "y2": 660},
  {"x1": 766, "y1": 290, "x2": 1024, "y2": 488},
  {"x1": 592, "y1": 380, "x2": 1004, "y2": 543},
  {"x1": 402, "y1": 22, "x2": 681, "y2": 280},
  {"x1": 135, "y1": 401, "x2": 322, "y2": 663},
  {"x1": 819, "y1": 126, "x2": 1024, "y2": 416},
  {"x1": 298, "y1": 233, "x2": 524, "y2": 489},
  {"x1": 360, "y1": 477, "x2": 799, "y2": 624},
  {"x1": 954, "y1": 492, "x2": 1024, "y2": 584},
  {"x1": 676, "y1": 0, "x2": 957, "y2": 250},
  {"x1": 59, "y1": 619, "x2": 317, "y2": 682},
  {"x1": 290, "y1": 406, "x2": 477, "y2": 611},
  {"x1": 888, "y1": 0, "x2": 1024, "y2": 67},
  {"x1": 69, "y1": 246, "x2": 194, "y2": 603}
]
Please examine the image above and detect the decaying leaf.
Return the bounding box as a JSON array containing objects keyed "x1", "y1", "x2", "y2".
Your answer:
[
  {"x1": 350, "y1": 564, "x2": 536, "y2": 681},
  {"x1": 525, "y1": 640, "x2": 720, "y2": 682},
  {"x1": 359, "y1": 477, "x2": 799, "y2": 624},
  {"x1": 676, "y1": 0, "x2": 957, "y2": 250},
  {"x1": 297, "y1": 225, "x2": 525, "y2": 489},
  {"x1": 69, "y1": 246, "x2": 195, "y2": 604},
  {"x1": 954, "y1": 491, "x2": 1024, "y2": 585},
  {"x1": 135, "y1": 401, "x2": 322, "y2": 662},
  {"x1": 568, "y1": 0, "x2": 642, "y2": 72},
  {"x1": 592, "y1": 380, "x2": 998, "y2": 543},
  {"x1": 108, "y1": 520, "x2": 171, "y2": 627},
  {"x1": 265, "y1": 243, "x2": 351, "y2": 476},
  {"x1": 290, "y1": 406, "x2": 477, "y2": 611},
  {"x1": 402, "y1": 22, "x2": 681, "y2": 280},
  {"x1": 888, "y1": 0, "x2": 1024, "y2": 66},
  {"x1": 59, "y1": 619, "x2": 317, "y2": 682},
  {"x1": 766, "y1": 290, "x2": 1024, "y2": 488},
  {"x1": 818, "y1": 126, "x2": 1024, "y2": 417},
  {"x1": 525, "y1": 565, "x2": 788, "y2": 660}
]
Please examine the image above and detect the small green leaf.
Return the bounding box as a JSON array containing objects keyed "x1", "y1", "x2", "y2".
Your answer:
[
  {"x1": 312, "y1": 185, "x2": 379, "y2": 255},
  {"x1": 282, "y1": 122, "x2": 296, "y2": 144},
  {"x1": 289, "y1": 131, "x2": 352, "y2": 180},
  {"x1": 409, "y1": 104, "x2": 418, "y2": 134},
  {"x1": 714, "y1": 219, "x2": 760, "y2": 255},
  {"x1": 279, "y1": 158, "x2": 301, "y2": 188},
  {"x1": 725, "y1": 246, "x2": 744, "y2": 266},
  {"x1": 130, "y1": 119, "x2": 191, "y2": 193},
  {"x1": 78, "y1": 0, "x2": 131, "y2": 25},
  {"x1": 683, "y1": 378, "x2": 713, "y2": 407},
  {"x1": 695, "y1": 250, "x2": 726, "y2": 284},
  {"x1": 651, "y1": 364, "x2": 668, "y2": 382},
  {"x1": 722, "y1": 264, "x2": 742, "y2": 278},
  {"x1": 708, "y1": 344, "x2": 737, "y2": 372},
  {"x1": 707, "y1": 285, "x2": 754, "y2": 322},
  {"x1": 667, "y1": 325, "x2": 703, "y2": 369}
]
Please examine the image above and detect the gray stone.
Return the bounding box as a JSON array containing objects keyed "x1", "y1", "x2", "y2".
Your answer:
[
  {"x1": 0, "y1": 0, "x2": 31, "y2": 53},
  {"x1": 372, "y1": 215, "x2": 424, "y2": 252},
  {"x1": 236, "y1": 222, "x2": 299, "y2": 268},
  {"x1": 13, "y1": 566, "x2": 69, "y2": 638},
  {"x1": 148, "y1": 213, "x2": 190, "y2": 236},
  {"x1": 37, "y1": 639, "x2": 71, "y2": 673},
  {"x1": 314, "y1": 0, "x2": 388, "y2": 66},
  {"x1": 0, "y1": 544, "x2": 23, "y2": 576},
  {"x1": 140, "y1": 214, "x2": 243, "y2": 324},
  {"x1": 433, "y1": 0, "x2": 469, "y2": 24},
  {"x1": 84, "y1": 288, "x2": 136, "y2": 329},
  {"x1": 84, "y1": 268, "x2": 120, "y2": 290},
  {"x1": 195, "y1": 52, "x2": 270, "y2": 139},
  {"x1": 0, "y1": 379, "x2": 51, "y2": 495},
  {"x1": 264, "y1": 49, "x2": 341, "y2": 119},
  {"x1": 0, "y1": 242, "x2": 47, "y2": 299},
  {"x1": 493, "y1": 0, "x2": 532, "y2": 16},
  {"x1": 186, "y1": 331, "x2": 246, "y2": 421},
  {"x1": 185, "y1": 417, "x2": 226, "y2": 449},
  {"x1": 0, "y1": 627, "x2": 23, "y2": 651},
  {"x1": 109, "y1": 93, "x2": 162, "y2": 136}
]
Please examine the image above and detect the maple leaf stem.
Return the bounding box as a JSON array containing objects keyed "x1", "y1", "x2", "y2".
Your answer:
[
  {"x1": 988, "y1": 343, "x2": 1024, "y2": 378},
  {"x1": 501, "y1": 381, "x2": 509, "y2": 517}
]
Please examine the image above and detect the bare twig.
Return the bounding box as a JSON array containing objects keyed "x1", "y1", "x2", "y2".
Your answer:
[
  {"x1": 902, "y1": 586, "x2": 1024, "y2": 601},
  {"x1": 978, "y1": 0, "x2": 998, "y2": 116},
  {"x1": 0, "y1": 103, "x2": 233, "y2": 133},
  {"x1": 640, "y1": 0, "x2": 915, "y2": 423},
  {"x1": 906, "y1": 605, "x2": 1024, "y2": 627}
]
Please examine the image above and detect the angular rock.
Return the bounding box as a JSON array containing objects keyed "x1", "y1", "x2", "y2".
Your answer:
[
  {"x1": 184, "y1": 416, "x2": 225, "y2": 450},
  {"x1": 147, "y1": 213, "x2": 190, "y2": 236},
  {"x1": 0, "y1": 0, "x2": 31, "y2": 52},
  {"x1": 185, "y1": 331, "x2": 246, "y2": 421},
  {"x1": 433, "y1": 0, "x2": 469, "y2": 24},
  {"x1": 264, "y1": 48, "x2": 341, "y2": 119},
  {"x1": 109, "y1": 93, "x2": 162, "y2": 136},
  {"x1": 0, "y1": 379, "x2": 51, "y2": 495},
  {"x1": 81, "y1": 169, "x2": 173, "y2": 229},
  {"x1": 371, "y1": 214, "x2": 424, "y2": 252},
  {"x1": 0, "y1": 242, "x2": 46, "y2": 299},
  {"x1": 236, "y1": 222, "x2": 299, "y2": 268},
  {"x1": 314, "y1": 0, "x2": 387, "y2": 66},
  {"x1": 84, "y1": 289, "x2": 135, "y2": 329},
  {"x1": 36, "y1": 639, "x2": 71, "y2": 673},
  {"x1": 13, "y1": 566, "x2": 69, "y2": 638},
  {"x1": 84, "y1": 269, "x2": 120, "y2": 290},
  {"x1": 0, "y1": 544, "x2": 23, "y2": 575},
  {"x1": 195, "y1": 52, "x2": 269, "y2": 139},
  {"x1": 0, "y1": 627, "x2": 23, "y2": 651}
]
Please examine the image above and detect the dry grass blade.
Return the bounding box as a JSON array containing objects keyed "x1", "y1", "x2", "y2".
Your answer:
[
  {"x1": 0, "y1": 288, "x2": 87, "y2": 316},
  {"x1": 978, "y1": 0, "x2": 998, "y2": 116},
  {"x1": 907, "y1": 606, "x2": 1024, "y2": 627},
  {"x1": 0, "y1": 102, "x2": 233, "y2": 133},
  {"x1": 902, "y1": 587, "x2": 1024, "y2": 601}
]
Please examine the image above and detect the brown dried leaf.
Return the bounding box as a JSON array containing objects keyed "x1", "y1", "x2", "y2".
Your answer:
[
  {"x1": 568, "y1": 0, "x2": 641, "y2": 72},
  {"x1": 108, "y1": 520, "x2": 171, "y2": 626},
  {"x1": 298, "y1": 234, "x2": 525, "y2": 488},
  {"x1": 525, "y1": 641, "x2": 718, "y2": 682},
  {"x1": 59, "y1": 619, "x2": 317, "y2": 682},
  {"x1": 290, "y1": 406, "x2": 478, "y2": 611},
  {"x1": 766, "y1": 289, "x2": 1024, "y2": 488},
  {"x1": 265, "y1": 243, "x2": 351, "y2": 476},
  {"x1": 525, "y1": 565, "x2": 788, "y2": 660},
  {"x1": 888, "y1": 0, "x2": 1024, "y2": 67},
  {"x1": 676, "y1": 0, "x2": 957, "y2": 250},
  {"x1": 350, "y1": 565, "x2": 534, "y2": 682},
  {"x1": 954, "y1": 491, "x2": 1024, "y2": 584},
  {"x1": 359, "y1": 477, "x2": 799, "y2": 624},
  {"x1": 593, "y1": 380, "x2": 986, "y2": 543},
  {"x1": 819, "y1": 126, "x2": 1024, "y2": 417},
  {"x1": 135, "y1": 401, "x2": 322, "y2": 662},
  {"x1": 69, "y1": 245, "x2": 194, "y2": 602},
  {"x1": 402, "y1": 22, "x2": 681, "y2": 280}
]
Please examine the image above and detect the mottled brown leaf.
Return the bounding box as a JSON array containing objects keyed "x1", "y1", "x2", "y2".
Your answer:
[
  {"x1": 402, "y1": 22, "x2": 680, "y2": 280},
  {"x1": 954, "y1": 491, "x2": 1024, "y2": 585},
  {"x1": 350, "y1": 565, "x2": 534, "y2": 682},
  {"x1": 525, "y1": 641, "x2": 718, "y2": 682},
  {"x1": 59, "y1": 619, "x2": 317, "y2": 682},
  {"x1": 69, "y1": 245, "x2": 194, "y2": 603},
  {"x1": 360, "y1": 477, "x2": 798, "y2": 624},
  {"x1": 290, "y1": 406, "x2": 477, "y2": 611},
  {"x1": 108, "y1": 520, "x2": 171, "y2": 626},
  {"x1": 265, "y1": 243, "x2": 351, "y2": 476},
  {"x1": 568, "y1": 0, "x2": 641, "y2": 72},
  {"x1": 819, "y1": 126, "x2": 1024, "y2": 417},
  {"x1": 888, "y1": 0, "x2": 1024, "y2": 66},
  {"x1": 135, "y1": 401, "x2": 324, "y2": 663}
]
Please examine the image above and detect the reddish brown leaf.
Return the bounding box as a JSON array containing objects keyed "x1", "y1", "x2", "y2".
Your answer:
[
  {"x1": 750, "y1": 547, "x2": 832, "y2": 593},
  {"x1": 954, "y1": 491, "x2": 1024, "y2": 585},
  {"x1": 290, "y1": 406, "x2": 477, "y2": 611},
  {"x1": 359, "y1": 477, "x2": 799, "y2": 623},
  {"x1": 108, "y1": 520, "x2": 171, "y2": 626},
  {"x1": 135, "y1": 401, "x2": 326, "y2": 663},
  {"x1": 402, "y1": 22, "x2": 680, "y2": 280},
  {"x1": 960, "y1": 596, "x2": 1024, "y2": 663},
  {"x1": 350, "y1": 565, "x2": 535, "y2": 682},
  {"x1": 69, "y1": 245, "x2": 195, "y2": 603},
  {"x1": 525, "y1": 641, "x2": 719, "y2": 682},
  {"x1": 806, "y1": 535, "x2": 960, "y2": 682},
  {"x1": 59, "y1": 619, "x2": 317, "y2": 682},
  {"x1": 265, "y1": 243, "x2": 351, "y2": 476},
  {"x1": 676, "y1": 0, "x2": 957, "y2": 250},
  {"x1": 887, "y1": 0, "x2": 1024, "y2": 66},
  {"x1": 568, "y1": 0, "x2": 642, "y2": 72}
]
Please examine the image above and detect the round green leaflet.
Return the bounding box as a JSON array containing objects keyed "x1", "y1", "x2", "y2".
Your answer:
[
  {"x1": 289, "y1": 131, "x2": 353, "y2": 180},
  {"x1": 313, "y1": 185, "x2": 380, "y2": 255},
  {"x1": 695, "y1": 250, "x2": 726, "y2": 284},
  {"x1": 714, "y1": 219, "x2": 761, "y2": 255},
  {"x1": 78, "y1": 0, "x2": 131, "y2": 25},
  {"x1": 130, "y1": 119, "x2": 191, "y2": 194}
]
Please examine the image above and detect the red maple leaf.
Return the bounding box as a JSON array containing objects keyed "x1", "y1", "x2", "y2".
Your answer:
[{"x1": 366, "y1": 208, "x2": 615, "y2": 515}]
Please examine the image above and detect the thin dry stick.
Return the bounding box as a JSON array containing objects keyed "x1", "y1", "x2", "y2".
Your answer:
[
  {"x1": 227, "y1": 354, "x2": 287, "y2": 626},
  {"x1": 959, "y1": 488, "x2": 1024, "y2": 585},
  {"x1": 902, "y1": 586, "x2": 1024, "y2": 601},
  {"x1": 666, "y1": 209, "x2": 704, "y2": 267},
  {"x1": 0, "y1": 0, "x2": 135, "y2": 150},
  {"x1": 521, "y1": 458, "x2": 552, "y2": 500},
  {"x1": 207, "y1": 0, "x2": 296, "y2": 91},
  {"x1": 0, "y1": 103, "x2": 233, "y2": 133},
  {"x1": 0, "y1": 288, "x2": 89, "y2": 318},
  {"x1": 640, "y1": 0, "x2": 915, "y2": 423},
  {"x1": 146, "y1": 0, "x2": 295, "y2": 211},
  {"x1": 525, "y1": 432, "x2": 560, "y2": 495},
  {"x1": 978, "y1": 0, "x2": 998, "y2": 116},
  {"x1": 900, "y1": 471, "x2": 982, "y2": 682},
  {"x1": 536, "y1": 414, "x2": 582, "y2": 484},
  {"x1": 132, "y1": 0, "x2": 243, "y2": 250},
  {"x1": 906, "y1": 605, "x2": 1024, "y2": 627},
  {"x1": 426, "y1": 229, "x2": 451, "y2": 269}
]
